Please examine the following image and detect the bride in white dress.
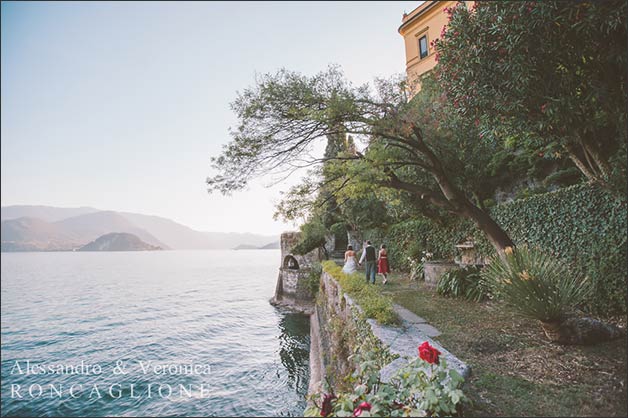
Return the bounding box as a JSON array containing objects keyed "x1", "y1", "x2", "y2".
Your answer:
[{"x1": 342, "y1": 245, "x2": 358, "y2": 274}]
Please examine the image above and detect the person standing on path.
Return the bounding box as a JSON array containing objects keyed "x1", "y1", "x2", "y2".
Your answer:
[
  {"x1": 378, "y1": 244, "x2": 391, "y2": 284},
  {"x1": 358, "y1": 240, "x2": 377, "y2": 284},
  {"x1": 342, "y1": 245, "x2": 358, "y2": 274}
]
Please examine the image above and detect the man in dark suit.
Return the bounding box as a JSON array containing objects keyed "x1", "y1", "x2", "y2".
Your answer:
[{"x1": 358, "y1": 240, "x2": 377, "y2": 284}]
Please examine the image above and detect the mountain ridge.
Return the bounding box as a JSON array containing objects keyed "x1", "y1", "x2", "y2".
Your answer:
[
  {"x1": 78, "y1": 232, "x2": 162, "y2": 252},
  {"x1": 1, "y1": 205, "x2": 279, "y2": 251}
]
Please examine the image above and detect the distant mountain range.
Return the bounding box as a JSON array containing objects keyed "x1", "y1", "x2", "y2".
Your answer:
[
  {"x1": 233, "y1": 241, "x2": 280, "y2": 250},
  {"x1": 1, "y1": 205, "x2": 279, "y2": 252},
  {"x1": 79, "y1": 232, "x2": 162, "y2": 252}
]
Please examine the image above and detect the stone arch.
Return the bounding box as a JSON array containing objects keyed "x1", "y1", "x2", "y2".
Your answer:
[{"x1": 283, "y1": 255, "x2": 300, "y2": 270}]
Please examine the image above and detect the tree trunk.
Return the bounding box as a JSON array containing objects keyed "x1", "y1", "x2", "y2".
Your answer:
[
  {"x1": 565, "y1": 144, "x2": 611, "y2": 190},
  {"x1": 407, "y1": 125, "x2": 516, "y2": 253},
  {"x1": 429, "y1": 170, "x2": 515, "y2": 253},
  {"x1": 582, "y1": 139, "x2": 611, "y2": 180},
  {"x1": 459, "y1": 202, "x2": 515, "y2": 252},
  {"x1": 545, "y1": 317, "x2": 627, "y2": 345}
]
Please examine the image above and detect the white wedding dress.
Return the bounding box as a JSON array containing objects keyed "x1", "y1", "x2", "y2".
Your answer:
[{"x1": 342, "y1": 254, "x2": 358, "y2": 274}]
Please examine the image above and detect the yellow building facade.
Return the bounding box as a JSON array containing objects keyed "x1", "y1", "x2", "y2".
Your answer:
[{"x1": 398, "y1": 1, "x2": 473, "y2": 92}]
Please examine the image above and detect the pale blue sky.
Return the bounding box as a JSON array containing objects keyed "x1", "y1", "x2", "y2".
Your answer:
[{"x1": 1, "y1": 1, "x2": 419, "y2": 234}]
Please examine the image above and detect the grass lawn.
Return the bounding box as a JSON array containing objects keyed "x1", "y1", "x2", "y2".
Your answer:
[{"x1": 377, "y1": 273, "x2": 627, "y2": 417}]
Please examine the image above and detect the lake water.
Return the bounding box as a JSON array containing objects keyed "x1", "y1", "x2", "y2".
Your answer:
[{"x1": 0, "y1": 250, "x2": 310, "y2": 417}]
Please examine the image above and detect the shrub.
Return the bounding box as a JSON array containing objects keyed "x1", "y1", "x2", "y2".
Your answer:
[
  {"x1": 437, "y1": 266, "x2": 490, "y2": 302},
  {"x1": 481, "y1": 246, "x2": 593, "y2": 323},
  {"x1": 305, "y1": 262, "x2": 323, "y2": 297},
  {"x1": 385, "y1": 184, "x2": 627, "y2": 315},
  {"x1": 305, "y1": 342, "x2": 467, "y2": 417},
  {"x1": 293, "y1": 220, "x2": 327, "y2": 255},
  {"x1": 321, "y1": 261, "x2": 400, "y2": 325}
]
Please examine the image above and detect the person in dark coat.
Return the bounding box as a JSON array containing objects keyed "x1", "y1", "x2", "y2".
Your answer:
[{"x1": 358, "y1": 240, "x2": 377, "y2": 284}]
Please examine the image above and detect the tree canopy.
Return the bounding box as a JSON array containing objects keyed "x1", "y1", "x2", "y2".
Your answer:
[
  {"x1": 207, "y1": 67, "x2": 515, "y2": 251},
  {"x1": 434, "y1": 0, "x2": 627, "y2": 193}
]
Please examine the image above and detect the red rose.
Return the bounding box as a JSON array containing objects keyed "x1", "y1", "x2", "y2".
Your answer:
[
  {"x1": 320, "y1": 393, "x2": 336, "y2": 417},
  {"x1": 418, "y1": 341, "x2": 441, "y2": 364},
  {"x1": 353, "y1": 401, "x2": 371, "y2": 417}
]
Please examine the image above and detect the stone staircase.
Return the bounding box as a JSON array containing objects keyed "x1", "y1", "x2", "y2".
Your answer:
[{"x1": 330, "y1": 250, "x2": 346, "y2": 260}]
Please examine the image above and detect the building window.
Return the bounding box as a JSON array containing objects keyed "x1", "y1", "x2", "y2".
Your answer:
[{"x1": 419, "y1": 35, "x2": 429, "y2": 59}]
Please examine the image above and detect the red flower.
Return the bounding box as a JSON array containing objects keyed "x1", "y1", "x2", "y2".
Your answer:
[
  {"x1": 418, "y1": 341, "x2": 441, "y2": 364},
  {"x1": 474, "y1": 119, "x2": 480, "y2": 127},
  {"x1": 353, "y1": 401, "x2": 371, "y2": 417},
  {"x1": 540, "y1": 103, "x2": 548, "y2": 113},
  {"x1": 320, "y1": 393, "x2": 336, "y2": 417}
]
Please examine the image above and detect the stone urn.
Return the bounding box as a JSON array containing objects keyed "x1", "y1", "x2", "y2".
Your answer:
[{"x1": 423, "y1": 260, "x2": 460, "y2": 288}]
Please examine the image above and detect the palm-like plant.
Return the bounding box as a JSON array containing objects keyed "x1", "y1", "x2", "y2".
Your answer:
[{"x1": 482, "y1": 245, "x2": 592, "y2": 324}]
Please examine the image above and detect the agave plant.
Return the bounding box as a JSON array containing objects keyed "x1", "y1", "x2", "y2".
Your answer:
[
  {"x1": 481, "y1": 245, "x2": 592, "y2": 324},
  {"x1": 437, "y1": 266, "x2": 489, "y2": 302}
]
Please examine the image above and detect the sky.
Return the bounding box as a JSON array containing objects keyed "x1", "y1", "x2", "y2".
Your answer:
[{"x1": 1, "y1": 1, "x2": 419, "y2": 235}]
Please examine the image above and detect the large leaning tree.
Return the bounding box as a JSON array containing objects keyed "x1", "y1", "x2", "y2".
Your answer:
[
  {"x1": 435, "y1": 1, "x2": 628, "y2": 193},
  {"x1": 207, "y1": 66, "x2": 516, "y2": 252}
]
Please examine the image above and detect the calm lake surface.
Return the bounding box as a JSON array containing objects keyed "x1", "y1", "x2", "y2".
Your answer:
[{"x1": 1, "y1": 250, "x2": 310, "y2": 417}]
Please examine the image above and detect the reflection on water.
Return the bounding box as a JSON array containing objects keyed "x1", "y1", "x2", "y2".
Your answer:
[
  {"x1": 1, "y1": 250, "x2": 310, "y2": 417},
  {"x1": 277, "y1": 313, "x2": 310, "y2": 395}
]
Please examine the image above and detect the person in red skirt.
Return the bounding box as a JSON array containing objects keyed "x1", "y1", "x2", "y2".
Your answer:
[{"x1": 377, "y1": 244, "x2": 391, "y2": 284}]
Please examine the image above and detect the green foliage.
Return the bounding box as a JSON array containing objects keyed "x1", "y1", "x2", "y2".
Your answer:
[
  {"x1": 543, "y1": 167, "x2": 583, "y2": 188},
  {"x1": 293, "y1": 219, "x2": 327, "y2": 255},
  {"x1": 437, "y1": 266, "x2": 490, "y2": 302},
  {"x1": 329, "y1": 222, "x2": 347, "y2": 237},
  {"x1": 387, "y1": 184, "x2": 627, "y2": 315},
  {"x1": 386, "y1": 217, "x2": 472, "y2": 271},
  {"x1": 305, "y1": 263, "x2": 323, "y2": 297},
  {"x1": 481, "y1": 246, "x2": 593, "y2": 323},
  {"x1": 304, "y1": 351, "x2": 467, "y2": 417},
  {"x1": 488, "y1": 184, "x2": 627, "y2": 315},
  {"x1": 435, "y1": 1, "x2": 628, "y2": 192},
  {"x1": 208, "y1": 64, "x2": 519, "y2": 255},
  {"x1": 322, "y1": 261, "x2": 400, "y2": 325}
]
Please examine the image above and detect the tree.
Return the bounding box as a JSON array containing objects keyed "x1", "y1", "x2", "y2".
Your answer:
[
  {"x1": 275, "y1": 128, "x2": 353, "y2": 256},
  {"x1": 434, "y1": 1, "x2": 627, "y2": 193},
  {"x1": 207, "y1": 66, "x2": 516, "y2": 252}
]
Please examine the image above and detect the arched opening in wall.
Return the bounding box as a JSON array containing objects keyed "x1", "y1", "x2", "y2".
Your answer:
[{"x1": 283, "y1": 255, "x2": 300, "y2": 270}]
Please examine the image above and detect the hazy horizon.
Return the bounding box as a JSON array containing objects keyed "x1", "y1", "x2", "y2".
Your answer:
[
  {"x1": 0, "y1": 203, "x2": 279, "y2": 235},
  {"x1": 1, "y1": 1, "x2": 420, "y2": 235}
]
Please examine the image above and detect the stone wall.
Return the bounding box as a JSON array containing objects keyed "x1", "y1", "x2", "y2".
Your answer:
[
  {"x1": 271, "y1": 231, "x2": 322, "y2": 312},
  {"x1": 280, "y1": 231, "x2": 322, "y2": 270},
  {"x1": 309, "y1": 271, "x2": 470, "y2": 399},
  {"x1": 423, "y1": 261, "x2": 460, "y2": 288}
]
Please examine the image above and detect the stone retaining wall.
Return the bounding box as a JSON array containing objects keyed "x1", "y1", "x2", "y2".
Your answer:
[{"x1": 308, "y1": 271, "x2": 471, "y2": 404}]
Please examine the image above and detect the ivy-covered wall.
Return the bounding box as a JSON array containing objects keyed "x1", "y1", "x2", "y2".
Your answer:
[
  {"x1": 383, "y1": 184, "x2": 627, "y2": 315},
  {"x1": 313, "y1": 270, "x2": 394, "y2": 393}
]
